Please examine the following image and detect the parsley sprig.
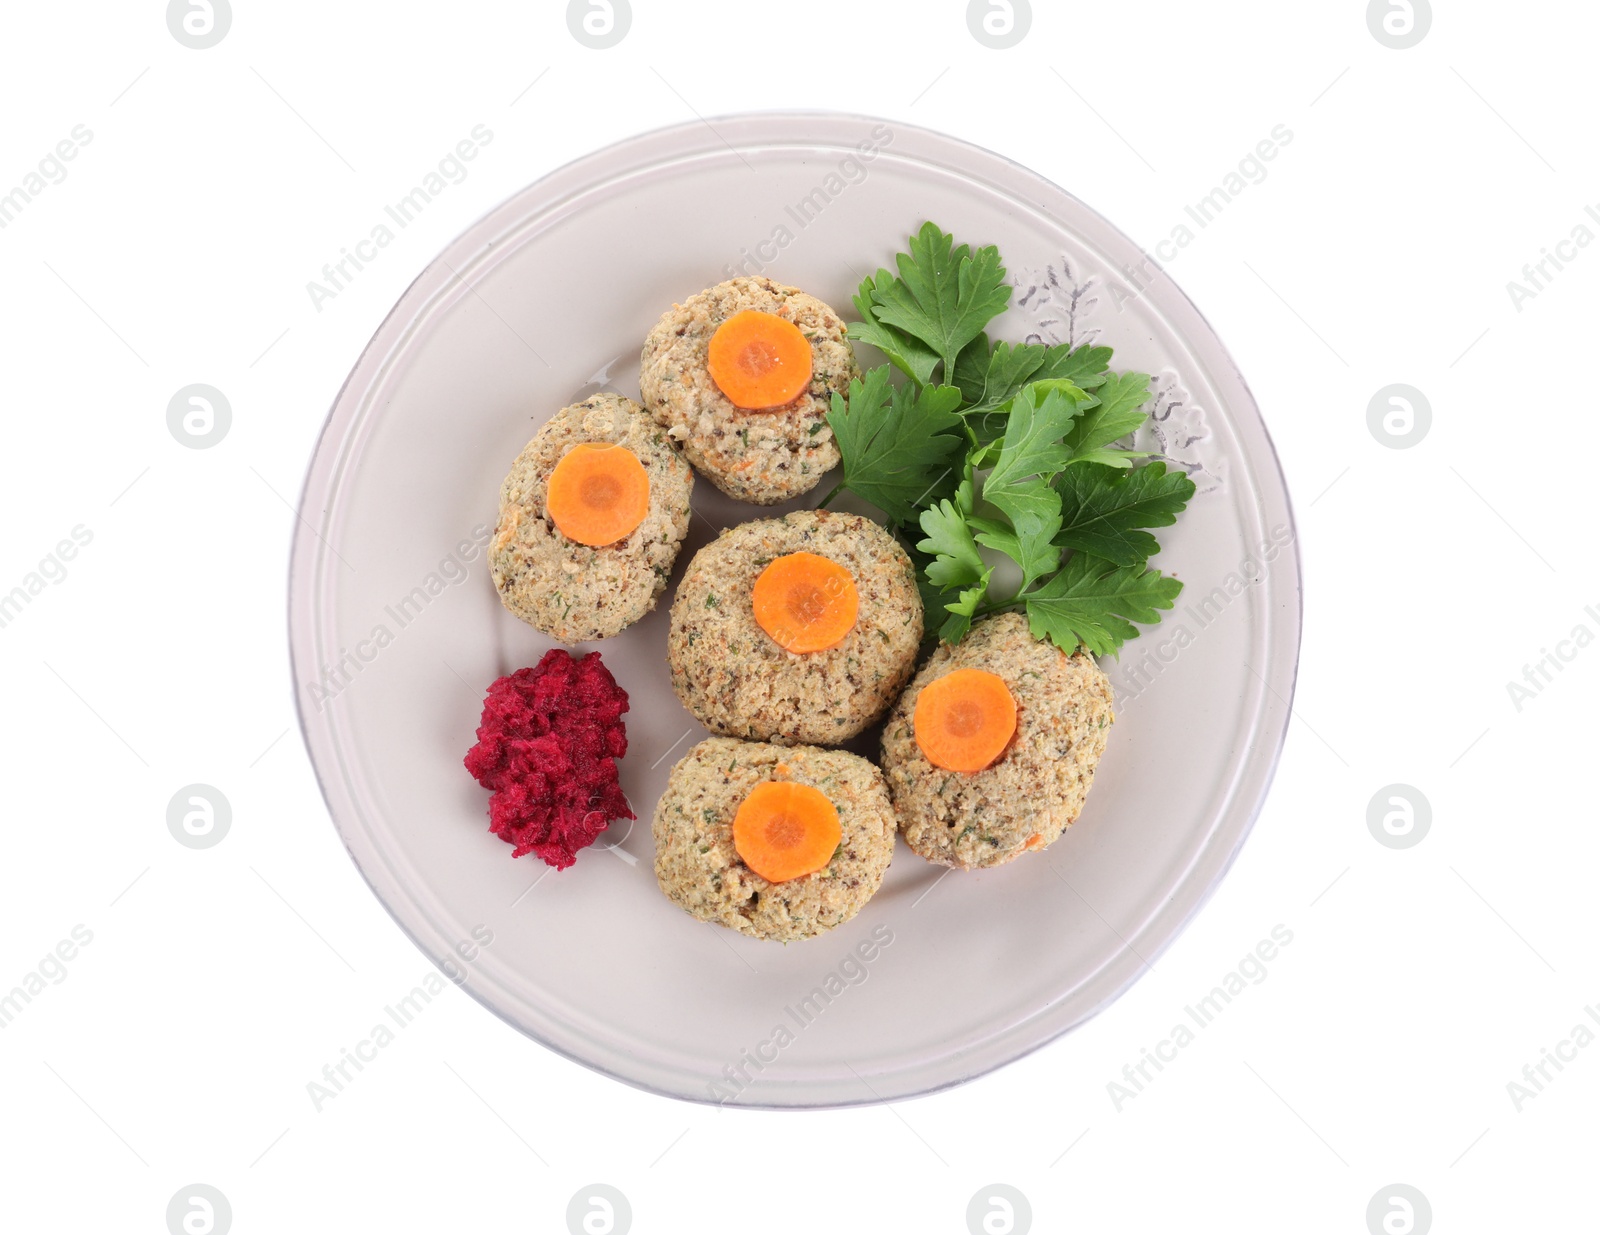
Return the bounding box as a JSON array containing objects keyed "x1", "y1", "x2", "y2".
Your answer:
[{"x1": 820, "y1": 222, "x2": 1193, "y2": 656}]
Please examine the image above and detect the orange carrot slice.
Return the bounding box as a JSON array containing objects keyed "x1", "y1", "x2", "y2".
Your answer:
[
  {"x1": 751, "y1": 552, "x2": 859, "y2": 653},
  {"x1": 732, "y1": 780, "x2": 842, "y2": 882},
  {"x1": 545, "y1": 443, "x2": 650, "y2": 546},
  {"x1": 913, "y1": 667, "x2": 1018, "y2": 772},
  {"x1": 706, "y1": 310, "x2": 813, "y2": 410}
]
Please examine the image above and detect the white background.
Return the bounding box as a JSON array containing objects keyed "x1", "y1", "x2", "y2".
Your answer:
[{"x1": 1, "y1": 1, "x2": 1593, "y2": 1231}]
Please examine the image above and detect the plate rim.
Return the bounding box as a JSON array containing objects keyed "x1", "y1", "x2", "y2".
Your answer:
[{"x1": 287, "y1": 108, "x2": 1304, "y2": 1109}]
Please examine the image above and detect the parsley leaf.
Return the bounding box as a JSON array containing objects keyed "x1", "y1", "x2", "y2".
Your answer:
[
  {"x1": 954, "y1": 339, "x2": 1115, "y2": 441},
  {"x1": 1064, "y1": 371, "x2": 1151, "y2": 468},
  {"x1": 1035, "y1": 343, "x2": 1113, "y2": 390},
  {"x1": 939, "y1": 572, "x2": 992, "y2": 645},
  {"x1": 868, "y1": 222, "x2": 1012, "y2": 382},
  {"x1": 960, "y1": 383, "x2": 1086, "y2": 586},
  {"x1": 823, "y1": 222, "x2": 1193, "y2": 660},
  {"x1": 847, "y1": 272, "x2": 939, "y2": 386},
  {"x1": 1055, "y1": 461, "x2": 1196, "y2": 566},
  {"x1": 1024, "y1": 554, "x2": 1184, "y2": 657},
  {"x1": 825, "y1": 370, "x2": 965, "y2": 524},
  {"x1": 984, "y1": 383, "x2": 1086, "y2": 496},
  {"x1": 972, "y1": 499, "x2": 1062, "y2": 586},
  {"x1": 994, "y1": 480, "x2": 1064, "y2": 536},
  {"x1": 916, "y1": 497, "x2": 986, "y2": 588},
  {"x1": 953, "y1": 336, "x2": 1047, "y2": 411}
]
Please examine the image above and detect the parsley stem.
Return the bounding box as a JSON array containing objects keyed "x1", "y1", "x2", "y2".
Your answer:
[
  {"x1": 815, "y1": 480, "x2": 846, "y2": 509},
  {"x1": 970, "y1": 595, "x2": 1021, "y2": 618}
]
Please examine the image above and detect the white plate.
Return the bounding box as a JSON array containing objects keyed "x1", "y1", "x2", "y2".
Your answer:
[{"x1": 289, "y1": 112, "x2": 1301, "y2": 1108}]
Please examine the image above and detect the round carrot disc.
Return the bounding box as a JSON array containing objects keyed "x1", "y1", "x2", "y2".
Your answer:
[
  {"x1": 751, "y1": 551, "x2": 859, "y2": 653},
  {"x1": 545, "y1": 443, "x2": 651, "y2": 547},
  {"x1": 913, "y1": 667, "x2": 1018, "y2": 773},
  {"x1": 706, "y1": 310, "x2": 814, "y2": 410},
  {"x1": 732, "y1": 781, "x2": 842, "y2": 883}
]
